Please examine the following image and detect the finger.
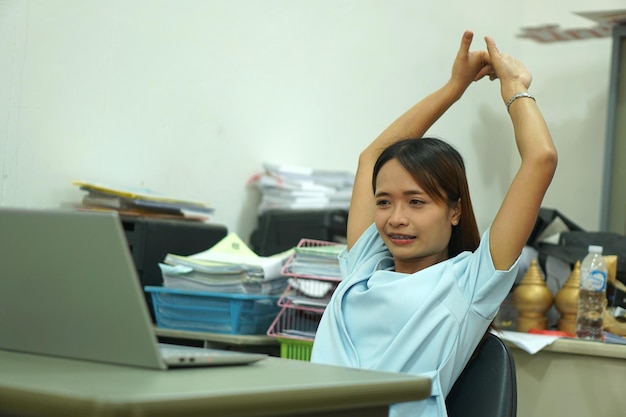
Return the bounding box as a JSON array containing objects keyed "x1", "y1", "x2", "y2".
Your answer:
[
  {"x1": 484, "y1": 36, "x2": 499, "y2": 56},
  {"x1": 474, "y1": 64, "x2": 494, "y2": 81},
  {"x1": 457, "y1": 30, "x2": 474, "y2": 57}
]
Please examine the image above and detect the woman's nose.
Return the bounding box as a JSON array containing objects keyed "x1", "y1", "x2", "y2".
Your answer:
[{"x1": 388, "y1": 204, "x2": 408, "y2": 226}]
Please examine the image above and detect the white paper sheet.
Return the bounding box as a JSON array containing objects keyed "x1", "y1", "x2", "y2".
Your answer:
[{"x1": 491, "y1": 330, "x2": 560, "y2": 354}]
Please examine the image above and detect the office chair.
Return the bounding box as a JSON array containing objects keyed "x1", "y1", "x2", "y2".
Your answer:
[{"x1": 446, "y1": 332, "x2": 517, "y2": 417}]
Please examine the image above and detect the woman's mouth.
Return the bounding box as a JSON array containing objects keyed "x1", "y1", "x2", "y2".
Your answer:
[{"x1": 388, "y1": 233, "x2": 416, "y2": 245}]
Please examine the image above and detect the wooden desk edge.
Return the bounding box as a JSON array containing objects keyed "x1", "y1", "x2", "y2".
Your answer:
[
  {"x1": 133, "y1": 377, "x2": 432, "y2": 417},
  {"x1": 0, "y1": 375, "x2": 432, "y2": 417}
]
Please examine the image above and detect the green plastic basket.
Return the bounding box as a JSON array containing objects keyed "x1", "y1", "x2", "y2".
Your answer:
[{"x1": 278, "y1": 338, "x2": 313, "y2": 361}]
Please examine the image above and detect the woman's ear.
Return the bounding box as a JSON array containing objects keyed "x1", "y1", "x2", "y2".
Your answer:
[{"x1": 451, "y1": 199, "x2": 461, "y2": 226}]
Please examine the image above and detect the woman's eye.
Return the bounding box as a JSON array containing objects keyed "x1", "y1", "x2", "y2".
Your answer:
[
  {"x1": 376, "y1": 200, "x2": 390, "y2": 207},
  {"x1": 410, "y1": 199, "x2": 425, "y2": 206}
]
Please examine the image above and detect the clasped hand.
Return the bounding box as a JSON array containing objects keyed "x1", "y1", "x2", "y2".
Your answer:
[{"x1": 450, "y1": 30, "x2": 533, "y2": 104}]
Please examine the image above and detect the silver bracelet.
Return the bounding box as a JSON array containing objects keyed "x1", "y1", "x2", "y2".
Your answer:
[{"x1": 506, "y1": 92, "x2": 535, "y2": 111}]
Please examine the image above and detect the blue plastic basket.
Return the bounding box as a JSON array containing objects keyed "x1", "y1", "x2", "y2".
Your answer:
[{"x1": 144, "y1": 286, "x2": 280, "y2": 335}]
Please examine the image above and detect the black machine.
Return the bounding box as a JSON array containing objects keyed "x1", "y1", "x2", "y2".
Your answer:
[{"x1": 250, "y1": 209, "x2": 348, "y2": 256}]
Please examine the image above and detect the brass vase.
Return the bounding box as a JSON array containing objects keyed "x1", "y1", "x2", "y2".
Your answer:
[
  {"x1": 512, "y1": 259, "x2": 554, "y2": 332},
  {"x1": 554, "y1": 261, "x2": 580, "y2": 335}
]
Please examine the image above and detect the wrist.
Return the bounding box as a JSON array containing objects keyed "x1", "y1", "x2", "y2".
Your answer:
[
  {"x1": 505, "y1": 92, "x2": 536, "y2": 112},
  {"x1": 500, "y1": 82, "x2": 528, "y2": 104}
]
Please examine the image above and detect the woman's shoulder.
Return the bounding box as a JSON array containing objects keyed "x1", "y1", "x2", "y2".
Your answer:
[{"x1": 449, "y1": 227, "x2": 492, "y2": 266}]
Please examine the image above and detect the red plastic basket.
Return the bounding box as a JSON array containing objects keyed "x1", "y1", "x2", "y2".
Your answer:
[{"x1": 267, "y1": 305, "x2": 323, "y2": 341}]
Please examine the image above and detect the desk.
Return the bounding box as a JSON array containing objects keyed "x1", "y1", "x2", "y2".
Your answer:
[
  {"x1": 0, "y1": 349, "x2": 431, "y2": 417},
  {"x1": 509, "y1": 338, "x2": 626, "y2": 417}
]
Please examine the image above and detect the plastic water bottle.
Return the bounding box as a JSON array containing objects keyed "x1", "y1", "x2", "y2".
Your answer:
[{"x1": 575, "y1": 245, "x2": 607, "y2": 340}]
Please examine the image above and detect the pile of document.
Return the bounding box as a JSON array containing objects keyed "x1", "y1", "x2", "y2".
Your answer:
[
  {"x1": 73, "y1": 180, "x2": 214, "y2": 221},
  {"x1": 249, "y1": 163, "x2": 354, "y2": 213},
  {"x1": 161, "y1": 233, "x2": 291, "y2": 295},
  {"x1": 283, "y1": 244, "x2": 345, "y2": 279},
  {"x1": 281, "y1": 242, "x2": 346, "y2": 309}
]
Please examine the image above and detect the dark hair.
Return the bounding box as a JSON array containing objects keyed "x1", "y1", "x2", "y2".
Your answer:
[{"x1": 372, "y1": 137, "x2": 480, "y2": 256}]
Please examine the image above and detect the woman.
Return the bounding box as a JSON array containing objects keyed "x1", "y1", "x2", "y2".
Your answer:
[{"x1": 310, "y1": 30, "x2": 557, "y2": 417}]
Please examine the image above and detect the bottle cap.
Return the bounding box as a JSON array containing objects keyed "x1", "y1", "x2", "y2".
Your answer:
[{"x1": 588, "y1": 245, "x2": 603, "y2": 254}]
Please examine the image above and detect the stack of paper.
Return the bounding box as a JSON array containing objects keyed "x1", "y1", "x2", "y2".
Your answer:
[
  {"x1": 161, "y1": 233, "x2": 292, "y2": 295},
  {"x1": 284, "y1": 244, "x2": 345, "y2": 279},
  {"x1": 73, "y1": 180, "x2": 214, "y2": 221},
  {"x1": 249, "y1": 163, "x2": 354, "y2": 213},
  {"x1": 280, "y1": 242, "x2": 346, "y2": 308},
  {"x1": 285, "y1": 279, "x2": 339, "y2": 309}
]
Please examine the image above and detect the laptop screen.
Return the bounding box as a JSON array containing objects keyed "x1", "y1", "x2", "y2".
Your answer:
[{"x1": 0, "y1": 208, "x2": 172, "y2": 368}]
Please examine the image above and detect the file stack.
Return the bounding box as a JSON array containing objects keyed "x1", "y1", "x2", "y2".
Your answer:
[
  {"x1": 73, "y1": 180, "x2": 214, "y2": 221},
  {"x1": 249, "y1": 163, "x2": 354, "y2": 214},
  {"x1": 160, "y1": 233, "x2": 291, "y2": 295},
  {"x1": 280, "y1": 242, "x2": 345, "y2": 309}
]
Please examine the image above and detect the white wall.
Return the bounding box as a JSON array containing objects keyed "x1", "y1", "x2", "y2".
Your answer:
[{"x1": 0, "y1": 0, "x2": 623, "y2": 243}]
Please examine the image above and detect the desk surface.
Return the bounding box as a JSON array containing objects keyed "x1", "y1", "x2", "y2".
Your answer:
[
  {"x1": 0, "y1": 349, "x2": 431, "y2": 417},
  {"x1": 506, "y1": 336, "x2": 626, "y2": 359}
]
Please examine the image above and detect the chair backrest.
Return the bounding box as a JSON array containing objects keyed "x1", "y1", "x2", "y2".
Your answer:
[{"x1": 446, "y1": 333, "x2": 517, "y2": 417}]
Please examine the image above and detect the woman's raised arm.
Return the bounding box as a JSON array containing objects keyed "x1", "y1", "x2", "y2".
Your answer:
[{"x1": 485, "y1": 36, "x2": 558, "y2": 270}]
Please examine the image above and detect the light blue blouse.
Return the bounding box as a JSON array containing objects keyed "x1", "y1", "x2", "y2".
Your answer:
[{"x1": 310, "y1": 223, "x2": 519, "y2": 417}]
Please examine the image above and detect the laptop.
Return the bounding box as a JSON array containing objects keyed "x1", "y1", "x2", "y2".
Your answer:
[{"x1": 0, "y1": 207, "x2": 267, "y2": 369}]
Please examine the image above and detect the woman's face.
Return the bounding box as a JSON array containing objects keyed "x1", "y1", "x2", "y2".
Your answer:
[{"x1": 374, "y1": 159, "x2": 460, "y2": 274}]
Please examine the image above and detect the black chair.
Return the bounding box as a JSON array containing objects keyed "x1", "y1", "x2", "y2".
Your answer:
[{"x1": 446, "y1": 333, "x2": 517, "y2": 417}]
